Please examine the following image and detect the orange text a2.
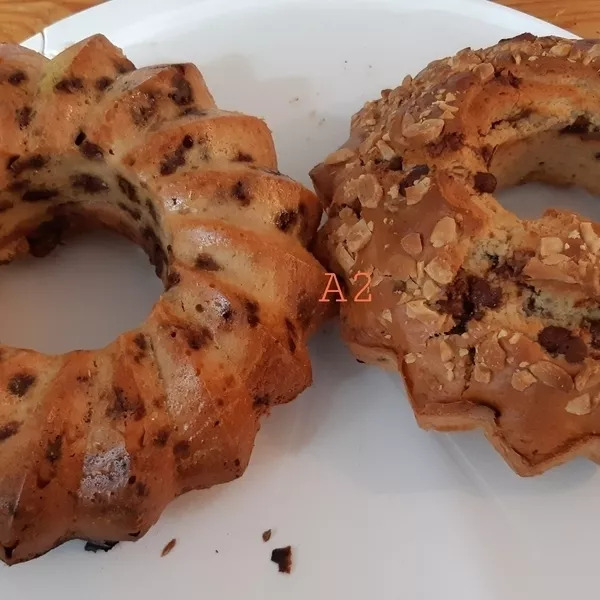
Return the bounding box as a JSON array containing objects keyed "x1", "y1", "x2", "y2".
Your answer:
[{"x1": 319, "y1": 272, "x2": 372, "y2": 302}]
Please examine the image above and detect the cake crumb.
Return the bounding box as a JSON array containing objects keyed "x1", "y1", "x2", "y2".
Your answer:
[
  {"x1": 161, "y1": 538, "x2": 176, "y2": 557},
  {"x1": 271, "y1": 546, "x2": 293, "y2": 574},
  {"x1": 262, "y1": 529, "x2": 272, "y2": 542}
]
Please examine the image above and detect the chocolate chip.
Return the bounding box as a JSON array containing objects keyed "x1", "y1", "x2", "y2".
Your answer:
[
  {"x1": 22, "y1": 187, "x2": 58, "y2": 203},
  {"x1": 166, "y1": 271, "x2": 181, "y2": 290},
  {"x1": 80, "y1": 141, "x2": 104, "y2": 161},
  {"x1": 494, "y1": 249, "x2": 534, "y2": 278},
  {"x1": 54, "y1": 77, "x2": 84, "y2": 93},
  {"x1": 481, "y1": 145, "x2": 495, "y2": 166},
  {"x1": 106, "y1": 387, "x2": 146, "y2": 421},
  {"x1": 427, "y1": 132, "x2": 465, "y2": 157},
  {"x1": 153, "y1": 428, "x2": 170, "y2": 447},
  {"x1": 0, "y1": 421, "x2": 20, "y2": 442},
  {"x1": 288, "y1": 335, "x2": 296, "y2": 353},
  {"x1": 16, "y1": 106, "x2": 33, "y2": 129},
  {"x1": 84, "y1": 541, "x2": 118, "y2": 553},
  {"x1": 115, "y1": 60, "x2": 134, "y2": 74},
  {"x1": 117, "y1": 175, "x2": 139, "y2": 203},
  {"x1": 275, "y1": 209, "x2": 298, "y2": 232},
  {"x1": 235, "y1": 151, "x2": 254, "y2": 162},
  {"x1": 590, "y1": 321, "x2": 600, "y2": 350},
  {"x1": 8, "y1": 71, "x2": 27, "y2": 86},
  {"x1": 8, "y1": 373, "x2": 35, "y2": 397},
  {"x1": 195, "y1": 253, "x2": 221, "y2": 271},
  {"x1": 131, "y1": 93, "x2": 156, "y2": 126},
  {"x1": 398, "y1": 164, "x2": 429, "y2": 196},
  {"x1": 296, "y1": 294, "x2": 313, "y2": 331},
  {"x1": 470, "y1": 277, "x2": 501, "y2": 310},
  {"x1": 271, "y1": 546, "x2": 292, "y2": 574},
  {"x1": 388, "y1": 156, "x2": 404, "y2": 171},
  {"x1": 173, "y1": 440, "x2": 191, "y2": 457},
  {"x1": 136, "y1": 482, "x2": 149, "y2": 497},
  {"x1": 169, "y1": 74, "x2": 194, "y2": 106},
  {"x1": 474, "y1": 172, "x2": 497, "y2": 194},
  {"x1": 146, "y1": 199, "x2": 159, "y2": 223},
  {"x1": 118, "y1": 201, "x2": 142, "y2": 220},
  {"x1": 561, "y1": 116, "x2": 590, "y2": 135},
  {"x1": 253, "y1": 394, "x2": 270, "y2": 409},
  {"x1": 27, "y1": 216, "x2": 68, "y2": 257},
  {"x1": 9, "y1": 154, "x2": 47, "y2": 176},
  {"x1": 180, "y1": 107, "x2": 208, "y2": 118},
  {"x1": 133, "y1": 333, "x2": 147, "y2": 352},
  {"x1": 141, "y1": 227, "x2": 167, "y2": 278},
  {"x1": 232, "y1": 181, "x2": 250, "y2": 206},
  {"x1": 539, "y1": 326, "x2": 587, "y2": 363},
  {"x1": 45, "y1": 435, "x2": 63, "y2": 463},
  {"x1": 186, "y1": 327, "x2": 213, "y2": 350},
  {"x1": 182, "y1": 135, "x2": 194, "y2": 149},
  {"x1": 245, "y1": 300, "x2": 260, "y2": 327},
  {"x1": 95, "y1": 76, "x2": 114, "y2": 91},
  {"x1": 74, "y1": 131, "x2": 87, "y2": 146},
  {"x1": 160, "y1": 147, "x2": 186, "y2": 176},
  {"x1": 3, "y1": 542, "x2": 19, "y2": 561},
  {"x1": 437, "y1": 274, "x2": 501, "y2": 334},
  {"x1": 72, "y1": 173, "x2": 109, "y2": 194},
  {"x1": 495, "y1": 70, "x2": 521, "y2": 88}
]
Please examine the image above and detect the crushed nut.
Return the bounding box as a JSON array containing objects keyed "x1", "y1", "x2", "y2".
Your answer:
[
  {"x1": 405, "y1": 299, "x2": 444, "y2": 326},
  {"x1": 400, "y1": 232, "x2": 423, "y2": 257},
  {"x1": 324, "y1": 147, "x2": 355, "y2": 165},
  {"x1": 354, "y1": 174, "x2": 383, "y2": 209},
  {"x1": 422, "y1": 278, "x2": 441, "y2": 300},
  {"x1": 540, "y1": 236, "x2": 564, "y2": 257},
  {"x1": 406, "y1": 177, "x2": 432, "y2": 205},
  {"x1": 477, "y1": 336, "x2": 506, "y2": 371},
  {"x1": 472, "y1": 62, "x2": 495, "y2": 82},
  {"x1": 458, "y1": 348, "x2": 470, "y2": 357},
  {"x1": 430, "y1": 216, "x2": 458, "y2": 248},
  {"x1": 439, "y1": 340, "x2": 454, "y2": 362},
  {"x1": 381, "y1": 309, "x2": 393, "y2": 323},
  {"x1": 511, "y1": 369, "x2": 537, "y2": 391},
  {"x1": 581, "y1": 222, "x2": 600, "y2": 254},
  {"x1": 387, "y1": 184, "x2": 400, "y2": 200},
  {"x1": 528, "y1": 361, "x2": 574, "y2": 392},
  {"x1": 574, "y1": 362, "x2": 600, "y2": 391},
  {"x1": 509, "y1": 332, "x2": 522, "y2": 345},
  {"x1": 424, "y1": 256, "x2": 454, "y2": 285},
  {"x1": 522, "y1": 257, "x2": 576, "y2": 284},
  {"x1": 542, "y1": 253, "x2": 569, "y2": 266},
  {"x1": 376, "y1": 140, "x2": 396, "y2": 161},
  {"x1": 335, "y1": 243, "x2": 356, "y2": 272},
  {"x1": 346, "y1": 219, "x2": 372, "y2": 253},
  {"x1": 402, "y1": 119, "x2": 445, "y2": 144},
  {"x1": 404, "y1": 353, "x2": 417, "y2": 364},
  {"x1": 473, "y1": 363, "x2": 491, "y2": 384},
  {"x1": 549, "y1": 42, "x2": 572, "y2": 57},
  {"x1": 565, "y1": 394, "x2": 594, "y2": 415}
]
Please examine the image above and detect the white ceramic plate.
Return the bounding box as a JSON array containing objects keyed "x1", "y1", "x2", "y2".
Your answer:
[{"x1": 2, "y1": 1, "x2": 597, "y2": 598}]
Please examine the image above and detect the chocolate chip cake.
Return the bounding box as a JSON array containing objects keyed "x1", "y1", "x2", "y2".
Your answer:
[
  {"x1": 0, "y1": 35, "x2": 328, "y2": 564},
  {"x1": 311, "y1": 34, "x2": 600, "y2": 476}
]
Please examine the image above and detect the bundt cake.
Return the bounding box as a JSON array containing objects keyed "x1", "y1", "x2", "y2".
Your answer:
[
  {"x1": 0, "y1": 34, "x2": 328, "y2": 564},
  {"x1": 311, "y1": 34, "x2": 600, "y2": 476}
]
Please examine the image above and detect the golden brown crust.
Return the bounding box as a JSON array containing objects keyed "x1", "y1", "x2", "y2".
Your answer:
[
  {"x1": 0, "y1": 35, "x2": 329, "y2": 564},
  {"x1": 311, "y1": 33, "x2": 600, "y2": 477}
]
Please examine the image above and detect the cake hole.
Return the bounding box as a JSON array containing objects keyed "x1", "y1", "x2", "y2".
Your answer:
[
  {"x1": 497, "y1": 182, "x2": 600, "y2": 221},
  {"x1": 0, "y1": 230, "x2": 163, "y2": 353}
]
